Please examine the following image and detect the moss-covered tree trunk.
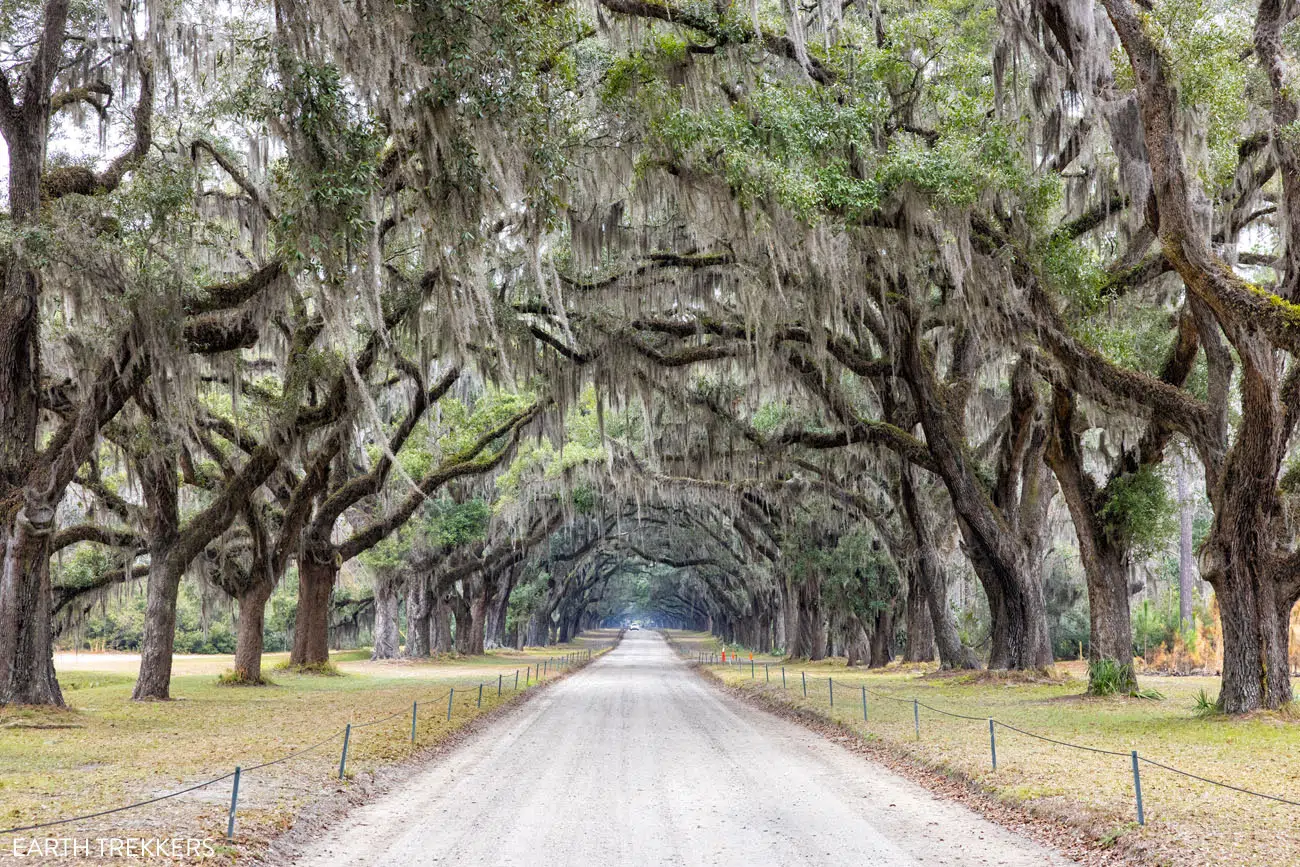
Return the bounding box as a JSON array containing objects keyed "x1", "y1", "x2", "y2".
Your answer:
[
  {"x1": 291, "y1": 549, "x2": 337, "y2": 667},
  {"x1": 405, "y1": 574, "x2": 432, "y2": 657},
  {"x1": 868, "y1": 607, "x2": 894, "y2": 668},
  {"x1": 898, "y1": 464, "x2": 978, "y2": 669},
  {"x1": 132, "y1": 451, "x2": 181, "y2": 701},
  {"x1": 233, "y1": 582, "x2": 274, "y2": 683},
  {"x1": 1047, "y1": 389, "x2": 1138, "y2": 694},
  {"x1": 900, "y1": 321, "x2": 1053, "y2": 670},
  {"x1": 903, "y1": 567, "x2": 935, "y2": 663},
  {"x1": 1199, "y1": 338, "x2": 1297, "y2": 711},
  {"x1": 371, "y1": 573, "x2": 401, "y2": 660},
  {"x1": 0, "y1": 0, "x2": 72, "y2": 708},
  {"x1": 465, "y1": 577, "x2": 489, "y2": 656},
  {"x1": 452, "y1": 591, "x2": 473, "y2": 654},
  {"x1": 786, "y1": 572, "x2": 825, "y2": 659},
  {"x1": 428, "y1": 589, "x2": 451, "y2": 654}
]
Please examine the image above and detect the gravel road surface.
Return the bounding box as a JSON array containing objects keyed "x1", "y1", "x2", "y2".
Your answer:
[{"x1": 291, "y1": 631, "x2": 1072, "y2": 866}]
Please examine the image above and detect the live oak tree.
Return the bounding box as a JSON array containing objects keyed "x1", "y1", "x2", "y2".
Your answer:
[{"x1": 10, "y1": 0, "x2": 1300, "y2": 718}]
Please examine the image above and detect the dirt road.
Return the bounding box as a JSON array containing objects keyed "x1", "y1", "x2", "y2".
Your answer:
[{"x1": 290, "y1": 632, "x2": 1072, "y2": 866}]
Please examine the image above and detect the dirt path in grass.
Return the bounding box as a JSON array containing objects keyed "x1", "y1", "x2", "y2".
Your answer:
[{"x1": 286, "y1": 631, "x2": 1073, "y2": 867}]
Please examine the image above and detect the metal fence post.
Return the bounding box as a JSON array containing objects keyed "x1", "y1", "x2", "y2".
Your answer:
[
  {"x1": 913, "y1": 700, "x2": 920, "y2": 740},
  {"x1": 498, "y1": 674, "x2": 503, "y2": 696},
  {"x1": 782, "y1": 666, "x2": 786, "y2": 689},
  {"x1": 829, "y1": 677, "x2": 834, "y2": 707},
  {"x1": 447, "y1": 688, "x2": 454, "y2": 721},
  {"x1": 515, "y1": 669, "x2": 520, "y2": 690},
  {"x1": 802, "y1": 670, "x2": 807, "y2": 697},
  {"x1": 339, "y1": 724, "x2": 351, "y2": 779},
  {"x1": 477, "y1": 683, "x2": 483, "y2": 707},
  {"x1": 861, "y1": 686, "x2": 867, "y2": 722},
  {"x1": 766, "y1": 663, "x2": 770, "y2": 683},
  {"x1": 226, "y1": 766, "x2": 241, "y2": 841},
  {"x1": 751, "y1": 659, "x2": 755, "y2": 679},
  {"x1": 1131, "y1": 751, "x2": 1146, "y2": 825},
  {"x1": 989, "y1": 720, "x2": 997, "y2": 770},
  {"x1": 526, "y1": 665, "x2": 531, "y2": 685},
  {"x1": 411, "y1": 701, "x2": 418, "y2": 744}
]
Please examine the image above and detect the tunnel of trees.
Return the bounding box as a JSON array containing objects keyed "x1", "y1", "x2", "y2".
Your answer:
[{"x1": 2, "y1": 0, "x2": 1299, "y2": 714}]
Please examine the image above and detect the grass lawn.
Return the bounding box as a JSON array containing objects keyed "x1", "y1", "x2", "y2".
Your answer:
[
  {"x1": 665, "y1": 630, "x2": 1300, "y2": 867},
  {"x1": 0, "y1": 631, "x2": 619, "y2": 863}
]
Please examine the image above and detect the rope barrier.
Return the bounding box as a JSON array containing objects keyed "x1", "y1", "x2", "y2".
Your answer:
[
  {"x1": 990, "y1": 720, "x2": 1131, "y2": 758},
  {"x1": 0, "y1": 772, "x2": 237, "y2": 835},
  {"x1": 0, "y1": 645, "x2": 611, "y2": 838},
  {"x1": 242, "y1": 730, "x2": 346, "y2": 773},
  {"x1": 350, "y1": 707, "x2": 412, "y2": 729},
  {"x1": 913, "y1": 699, "x2": 988, "y2": 723},
  {"x1": 1136, "y1": 756, "x2": 1300, "y2": 807}
]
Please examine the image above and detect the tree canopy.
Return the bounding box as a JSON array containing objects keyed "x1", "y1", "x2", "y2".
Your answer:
[{"x1": 2, "y1": 0, "x2": 1298, "y2": 714}]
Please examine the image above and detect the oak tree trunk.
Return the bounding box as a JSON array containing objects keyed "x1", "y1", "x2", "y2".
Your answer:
[
  {"x1": 904, "y1": 567, "x2": 936, "y2": 663},
  {"x1": 371, "y1": 574, "x2": 400, "y2": 660},
  {"x1": 1177, "y1": 458, "x2": 1196, "y2": 629},
  {"x1": 1206, "y1": 543, "x2": 1296, "y2": 711},
  {"x1": 132, "y1": 451, "x2": 181, "y2": 701},
  {"x1": 845, "y1": 621, "x2": 869, "y2": 667},
  {"x1": 404, "y1": 574, "x2": 431, "y2": 657},
  {"x1": 290, "y1": 551, "x2": 336, "y2": 667},
  {"x1": 466, "y1": 582, "x2": 488, "y2": 656},
  {"x1": 233, "y1": 582, "x2": 273, "y2": 683},
  {"x1": 786, "y1": 573, "x2": 825, "y2": 659},
  {"x1": 869, "y1": 608, "x2": 894, "y2": 668},
  {"x1": 0, "y1": 520, "x2": 62, "y2": 705},
  {"x1": 1047, "y1": 389, "x2": 1138, "y2": 693},
  {"x1": 899, "y1": 465, "x2": 979, "y2": 669},
  {"x1": 0, "y1": 27, "x2": 71, "y2": 706},
  {"x1": 431, "y1": 589, "x2": 453, "y2": 654},
  {"x1": 452, "y1": 592, "x2": 473, "y2": 654}
]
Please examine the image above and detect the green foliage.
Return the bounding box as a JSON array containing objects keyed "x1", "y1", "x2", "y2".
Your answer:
[
  {"x1": 1087, "y1": 659, "x2": 1160, "y2": 698},
  {"x1": 62, "y1": 577, "x2": 236, "y2": 655},
  {"x1": 1193, "y1": 688, "x2": 1219, "y2": 716},
  {"x1": 432, "y1": 499, "x2": 492, "y2": 547},
  {"x1": 1087, "y1": 658, "x2": 1136, "y2": 696},
  {"x1": 570, "y1": 483, "x2": 596, "y2": 514},
  {"x1": 273, "y1": 57, "x2": 386, "y2": 261},
  {"x1": 1041, "y1": 232, "x2": 1106, "y2": 318},
  {"x1": 438, "y1": 389, "x2": 537, "y2": 458},
  {"x1": 1099, "y1": 466, "x2": 1177, "y2": 554},
  {"x1": 751, "y1": 401, "x2": 801, "y2": 434},
  {"x1": 496, "y1": 385, "x2": 607, "y2": 503},
  {"x1": 1132, "y1": 597, "x2": 1188, "y2": 658},
  {"x1": 785, "y1": 517, "x2": 898, "y2": 625},
  {"x1": 1147, "y1": 0, "x2": 1253, "y2": 188},
  {"x1": 216, "y1": 670, "x2": 274, "y2": 687},
  {"x1": 600, "y1": 0, "x2": 1039, "y2": 226}
]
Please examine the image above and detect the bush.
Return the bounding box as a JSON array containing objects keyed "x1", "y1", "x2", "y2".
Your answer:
[
  {"x1": 1193, "y1": 688, "x2": 1218, "y2": 716},
  {"x1": 1087, "y1": 659, "x2": 1136, "y2": 696},
  {"x1": 1088, "y1": 658, "x2": 1164, "y2": 699}
]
